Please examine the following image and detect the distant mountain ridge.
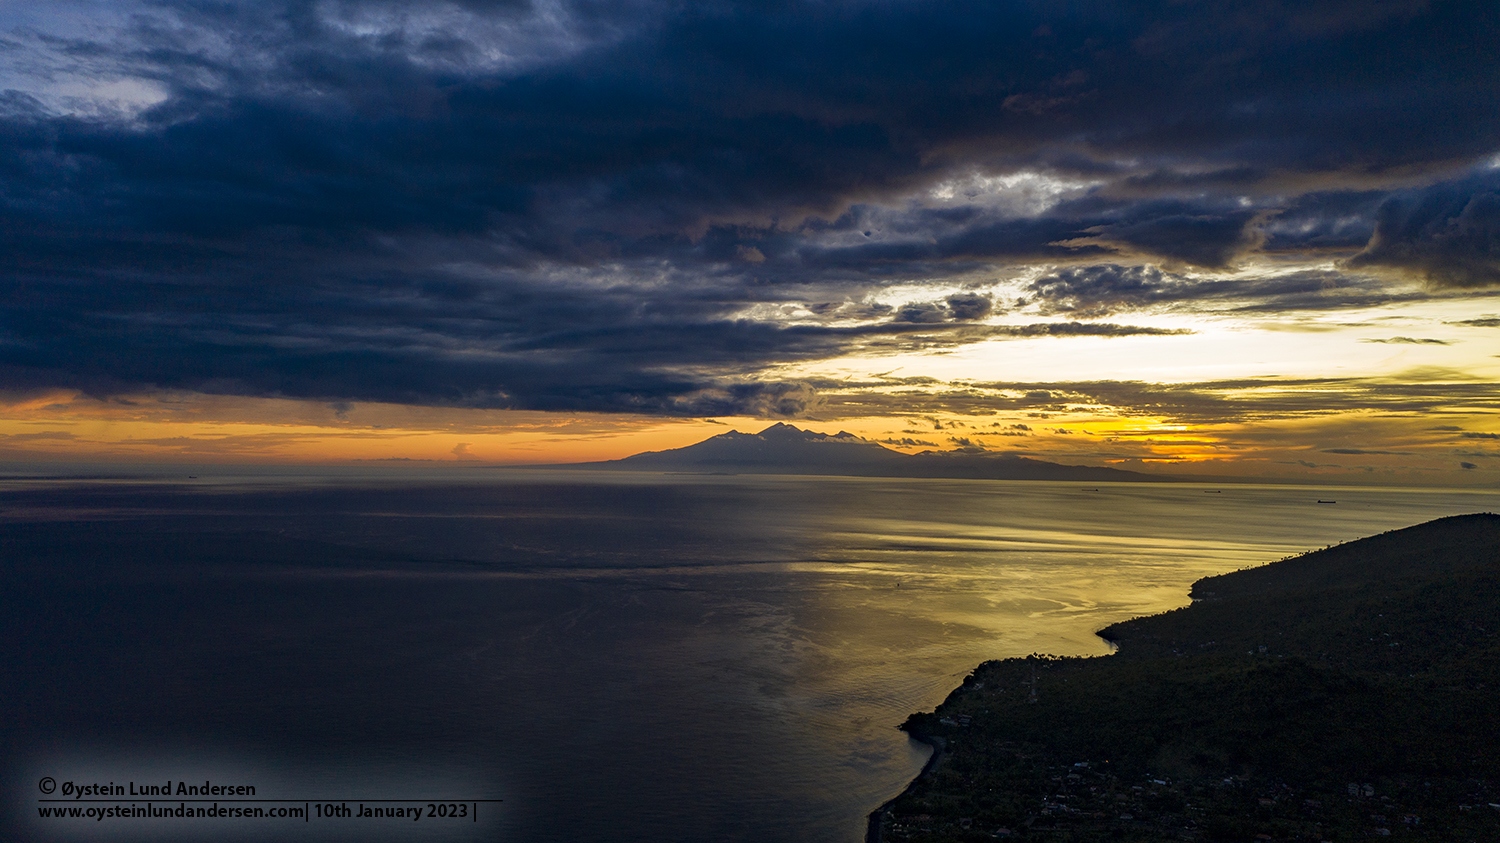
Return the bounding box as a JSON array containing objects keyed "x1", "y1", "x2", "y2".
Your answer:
[{"x1": 548, "y1": 423, "x2": 1168, "y2": 483}]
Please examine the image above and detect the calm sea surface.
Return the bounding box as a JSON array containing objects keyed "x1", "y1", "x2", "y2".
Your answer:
[{"x1": 4, "y1": 467, "x2": 1497, "y2": 841}]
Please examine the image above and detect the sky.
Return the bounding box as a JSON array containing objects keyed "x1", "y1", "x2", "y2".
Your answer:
[{"x1": 1, "y1": 0, "x2": 1498, "y2": 483}]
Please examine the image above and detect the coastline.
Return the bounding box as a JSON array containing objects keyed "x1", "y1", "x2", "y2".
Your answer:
[
  {"x1": 866, "y1": 735, "x2": 945, "y2": 843},
  {"x1": 860, "y1": 514, "x2": 1500, "y2": 842}
]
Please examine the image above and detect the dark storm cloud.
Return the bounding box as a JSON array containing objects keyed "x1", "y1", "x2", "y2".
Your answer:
[
  {"x1": 3, "y1": 0, "x2": 1498, "y2": 411},
  {"x1": 815, "y1": 376, "x2": 1500, "y2": 426},
  {"x1": 795, "y1": 213, "x2": 1114, "y2": 271},
  {"x1": 792, "y1": 195, "x2": 1283, "y2": 273},
  {"x1": 1061, "y1": 206, "x2": 1267, "y2": 269},
  {"x1": 946, "y1": 293, "x2": 993, "y2": 322},
  {"x1": 892, "y1": 303, "x2": 949, "y2": 324},
  {"x1": 1259, "y1": 190, "x2": 1385, "y2": 255},
  {"x1": 1023, "y1": 265, "x2": 1418, "y2": 316},
  {"x1": 1025, "y1": 265, "x2": 1180, "y2": 316},
  {"x1": 1347, "y1": 173, "x2": 1500, "y2": 288},
  {"x1": 0, "y1": 247, "x2": 1189, "y2": 413},
  {"x1": 886, "y1": 293, "x2": 992, "y2": 323}
]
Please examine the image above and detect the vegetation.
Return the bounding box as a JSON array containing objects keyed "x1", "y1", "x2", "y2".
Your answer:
[{"x1": 878, "y1": 514, "x2": 1500, "y2": 842}]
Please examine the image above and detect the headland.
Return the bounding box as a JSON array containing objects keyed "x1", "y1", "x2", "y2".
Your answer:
[{"x1": 873, "y1": 513, "x2": 1500, "y2": 841}]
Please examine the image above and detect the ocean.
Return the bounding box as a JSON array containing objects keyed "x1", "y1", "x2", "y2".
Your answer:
[{"x1": 4, "y1": 467, "x2": 1496, "y2": 841}]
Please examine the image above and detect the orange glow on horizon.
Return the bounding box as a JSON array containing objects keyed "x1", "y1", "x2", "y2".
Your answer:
[
  {"x1": 0, "y1": 389, "x2": 1494, "y2": 486},
  {"x1": 0, "y1": 392, "x2": 752, "y2": 464}
]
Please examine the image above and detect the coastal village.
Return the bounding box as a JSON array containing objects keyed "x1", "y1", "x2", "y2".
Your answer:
[
  {"x1": 874, "y1": 515, "x2": 1500, "y2": 842},
  {"x1": 883, "y1": 688, "x2": 1498, "y2": 841}
]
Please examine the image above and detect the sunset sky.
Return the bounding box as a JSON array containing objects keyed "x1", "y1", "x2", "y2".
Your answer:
[{"x1": 2, "y1": 0, "x2": 1498, "y2": 482}]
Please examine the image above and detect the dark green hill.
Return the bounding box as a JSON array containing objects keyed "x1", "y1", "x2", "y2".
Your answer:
[
  {"x1": 1187, "y1": 513, "x2": 1500, "y2": 602},
  {"x1": 879, "y1": 514, "x2": 1500, "y2": 842}
]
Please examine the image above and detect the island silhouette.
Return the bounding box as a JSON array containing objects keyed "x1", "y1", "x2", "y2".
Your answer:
[{"x1": 543, "y1": 423, "x2": 1168, "y2": 483}]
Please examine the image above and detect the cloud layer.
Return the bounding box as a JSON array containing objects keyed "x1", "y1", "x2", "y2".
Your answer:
[{"x1": 2, "y1": 0, "x2": 1499, "y2": 413}]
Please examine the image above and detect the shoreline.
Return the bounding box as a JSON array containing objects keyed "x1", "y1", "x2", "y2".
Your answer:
[
  {"x1": 857, "y1": 514, "x2": 1500, "y2": 841},
  {"x1": 865, "y1": 589, "x2": 1136, "y2": 843},
  {"x1": 865, "y1": 734, "x2": 945, "y2": 843}
]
